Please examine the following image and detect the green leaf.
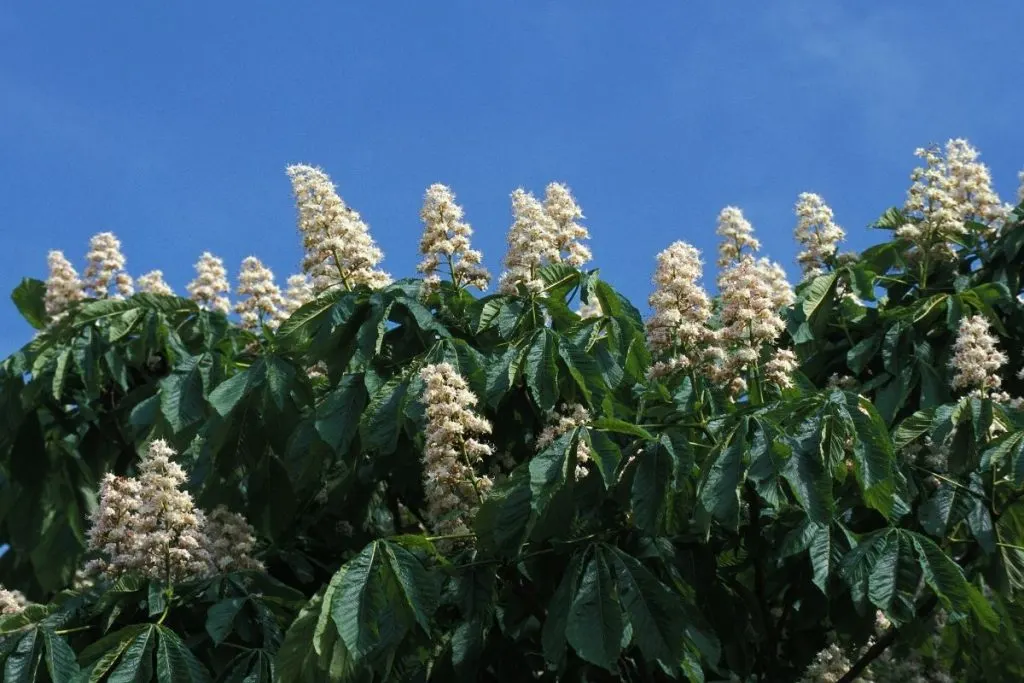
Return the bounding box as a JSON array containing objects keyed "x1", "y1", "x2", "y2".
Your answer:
[
  {"x1": 156, "y1": 626, "x2": 211, "y2": 683},
  {"x1": 591, "y1": 417, "x2": 653, "y2": 440},
  {"x1": 41, "y1": 629, "x2": 79, "y2": 683},
  {"x1": 51, "y1": 347, "x2": 72, "y2": 400},
  {"x1": 108, "y1": 625, "x2": 157, "y2": 683},
  {"x1": 585, "y1": 429, "x2": 622, "y2": 489},
  {"x1": 997, "y1": 502, "x2": 1024, "y2": 596},
  {"x1": 529, "y1": 430, "x2": 575, "y2": 516},
  {"x1": 565, "y1": 548, "x2": 623, "y2": 672},
  {"x1": 846, "y1": 335, "x2": 880, "y2": 375},
  {"x1": 846, "y1": 393, "x2": 895, "y2": 518},
  {"x1": 607, "y1": 547, "x2": 685, "y2": 665},
  {"x1": 474, "y1": 467, "x2": 532, "y2": 558},
  {"x1": 893, "y1": 409, "x2": 934, "y2": 451},
  {"x1": 208, "y1": 365, "x2": 262, "y2": 416},
  {"x1": 783, "y1": 416, "x2": 835, "y2": 525},
  {"x1": 541, "y1": 552, "x2": 584, "y2": 668},
  {"x1": 159, "y1": 353, "x2": 212, "y2": 433},
  {"x1": 918, "y1": 484, "x2": 973, "y2": 538},
  {"x1": 315, "y1": 374, "x2": 367, "y2": 454},
  {"x1": 332, "y1": 540, "x2": 439, "y2": 664},
  {"x1": 697, "y1": 419, "x2": 748, "y2": 528},
  {"x1": 910, "y1": 532, "x2": 995, "y2": 627},
  {"x1": 206, "y1": 598, "x2": 247, "y2": 646},
  {"x1": 3, "y1": 628, "x2": 40, "y2": 683},
  {"x1": 867, "y1": 531, "x2": 912, "y2": 614},
  {"x1": 262, "y1": 355, "x2": 297, "y2": 412},
  {"x1": 525, "y1": 330, "x2": 559, "y2": 411},
  {"x1": 359, "y1": 374, "x2": 410, "y2": 453},
  {"x1": 381, "y1": 542, "x2": 440, "y2": 633},
  {"x1": 11, "y1": 278, "x2": 48, "y2": 329},
  {"x1": 631, "y1": 437, "x2": 674, "y2": 534}
]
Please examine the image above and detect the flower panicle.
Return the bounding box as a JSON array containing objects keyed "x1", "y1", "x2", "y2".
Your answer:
[{"x1": 417, "y1": 183, "x2": 490, "y2": 293}]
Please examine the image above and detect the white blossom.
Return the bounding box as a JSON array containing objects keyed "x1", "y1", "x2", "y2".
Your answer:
[
  {"x1": 287, "y1": 164, "x2": 391, "y2": 294},
  {"x1": 235, "y1": 256, "x2": 286, "y2": 330},
  {"x1": 282, "y1": 273, "x2": 314, "y2": 317},
  {"x1": 187, "y1": 252, "x2": 232, "y2": 315},
  {"x1": 84, "y1": 232, "x2": 133, "y2": 298},
  {"x1": 544, "y1": 182, "x2": 592, "y2": 267},
  {"x1": 798, "y1": 641, "x2": 866, "y2": 683},
  {"x1": 536, "y1": 404, "x2": 591, "y2": 479},
  {"x1": 714, "y1": 255, "x2": 793, "y2": 388},
  {"x1": 87, "y1": 440, "x2": 211, "y2": 583},
  {"x1": 716, "y1": 206, "x2": 760, "y2": 267},
  {"x1": 499, "y1": 189, "x2": 560, "y2": 294},
  {"x1": 794, "y1": 193, "x2": 845, "y2": 278},
  {"x1": 419, "y1": 363, "x2": 494, "y2": 536},
  {"x1": 644, "y1": 241, "x2": 714, "y2": 377},
  {"x1": 136, "y1": 270, "x2": 174, "y2": 296},
  {"x1": 899, "y1": 139, "x2": 1007, "y2": 258},
  {"x1": 1018, "y1": 170, "x2": 1024, "y2": 205},
  {"x1": 44, "y1": 250, "x2": 84, "y2": 321},
  {"x1": 0, "y1": 585, "x2": 28, "y2": 616},
  {"x1": 204, "y1": 505, "x2": 262, "y2": 573},
  {"x1": 950, "y1": 314, "x2": 1006, "y2": 393},
  {"x1": 417, "y1": 183, "x2": 490, "y2": 293},
  {"x1": 764, "y1": 348, "x2": 799, "y2": 389},
  {"x1": 945, "y1": 138, "x2": 1005, "y2": 227}
]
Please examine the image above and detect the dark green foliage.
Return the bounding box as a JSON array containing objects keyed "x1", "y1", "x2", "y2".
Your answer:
[{"x1": 1, "y1": 197, "x2": 1024, "y2": 683}]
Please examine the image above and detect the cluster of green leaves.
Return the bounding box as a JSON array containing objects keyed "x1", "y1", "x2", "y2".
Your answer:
[{"x1": 2, "y1": 199, "x2": 1024, "y2": 682}]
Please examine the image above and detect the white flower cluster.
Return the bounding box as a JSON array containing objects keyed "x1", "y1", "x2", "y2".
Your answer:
[
  {"x1": 764, "y1": 348, "x2": 799, "y2": 389},
  {"x1": 1018, "y1": 170, "x2": 1024, "y2": 204},
  {"x1": 715, "y1": 253, "x2": 793, "y2": 391},
  {"x1": 716, "y1": 206, "x2": 760, "y2": 267},
  {"x1": 84, "y1": 232, "x2": 134, "y2": 299},
  {"x1": 287, "y1": 164, "x2": 391, "y2": 294},
  {"x1": 645, "y1": 241, "x2": 714, "y2": 378},
  {"x1": 419, "y1": 363, "x2": 494, "y2": 536},
  {"x1": 136, "y1": 270, "x2": 174, "y2": 296},
  {"x1": 536, "y1": 403, "x2": 591, "y2": 480},
  {"x1": 0, "y1": 585, "x2": 28, "y2": 616},
  {"x1": 187, "y1": 252, "x2": 232, "y2": 315},
  {"x1": 798, "y1": 641, "x2": 864, "y2": 683},
  {"x1": 85, "y1": 439, "x2": 260, "y2": 584},
  {"x1": 235, "y1": 256, "x2": 286, "y2": 330},
  {"x1": 950, "y1": 314, "x2": 1007, "y2": 394},
  {"x1": 417, "y1": 183, "x2": 490, "y2": 293},
  {"x1": 499, "y1": 183, "x2": 591, "y2": 294},
  {"x1": 282, "y1": 273, "x2": 314, "y2": 317},
  {"x1": 44, "y1": 250, "x2": 84, "y2": 321},
  {"x1": 545, "y1": 183, "x2": 592, "y2": 267},
  {"x1": 794, "y1": 193, "x2": 845, "y2": 278},
  {"x1": 945, "y1": 139, "x2": 1006, "y2": 227},
  {"x1": 899, "y1": 139, "x2": 1007, "y2": 258},
  {"x1": 205, "y1": 505, "x2": 264, "y2": 573}
]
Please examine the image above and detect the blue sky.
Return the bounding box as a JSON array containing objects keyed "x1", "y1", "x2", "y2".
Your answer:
[{"x1": 2, "y1": 2, "x2": 1022, "y2": 356}]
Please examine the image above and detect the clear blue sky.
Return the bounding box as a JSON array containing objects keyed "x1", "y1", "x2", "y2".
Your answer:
[{"x1": 2, "y1": 2, "x2": 1022, "y2": 356}]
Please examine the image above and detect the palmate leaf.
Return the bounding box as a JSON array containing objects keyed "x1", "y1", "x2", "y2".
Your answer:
[
  {"x1": 564, "y1": 547, "x2": 623, "y2": 673},
  {"x1": 844, "y1": 392, "x2": 896, "y2": 518},
  {"x1": 159, "y1": 352, "x2": 214, "y2": 433},
  {"x1": 525, "y1": 329, "x2": 559, "y2": 411},
  {"x1": 696, "y1": 418, "x2": 749, "y2": 529},
  {"x1": 542, "y1": 552, "x2": 585, "y2": 668},
  {"x1": 10, "y1": 277, "x2": 48, "y2": 330},
  {"x1": 155, "y1": 627, "x2": 211, "y2": 683},
  {"x1": 331, "y1": 540, "x2": 440, "y2": 665},
  {"x1": 606, "y1": 547, "x2": 687, "y2": 666}
]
